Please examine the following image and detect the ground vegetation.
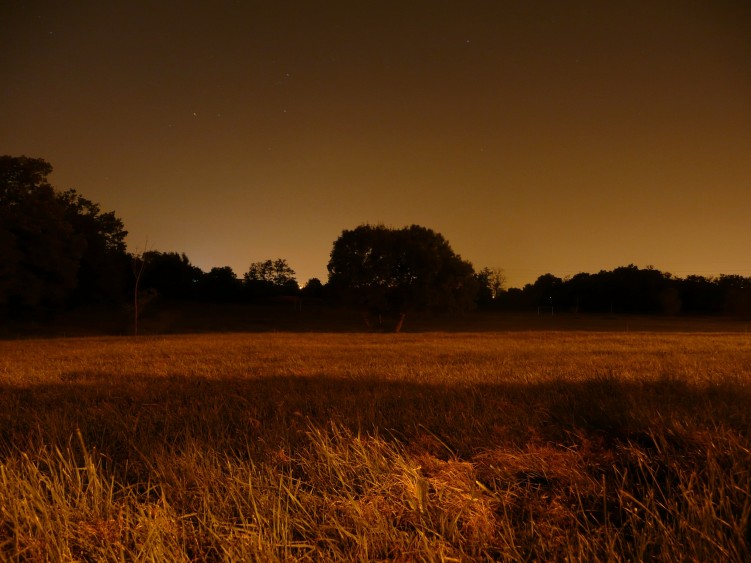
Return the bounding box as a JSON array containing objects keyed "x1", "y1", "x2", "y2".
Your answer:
[{"x1": 1, "y1": 332, "x2": 749, "y2": 561}]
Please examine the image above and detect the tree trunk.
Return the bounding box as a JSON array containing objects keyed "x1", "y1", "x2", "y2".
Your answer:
[
  {"x1": 362, "y1": 311, "x2": 373, "y2": 329},
  {"x1": 394, "y1": 312, "x2": 406, "y2": 333}
]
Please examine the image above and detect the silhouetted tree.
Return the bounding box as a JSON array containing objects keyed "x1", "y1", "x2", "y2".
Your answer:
[
  {"x1": 604, "y1": 265, "x2": 676, "y2": 314},
  {"x1": 301, "y1": 277, "x2": 326, "y2": 300},
  {"x1": 197, "y1": 266, "x2": 242, "y2": 302},
  {"x1": 475, "y1": 267, "x2": 506, "y2": 308},
  {"x1": 566, "y1": 272, "x2": 595, "y2": 312},
  {"x1": 243, "y1": 259, "x2": 298, "y2": 298},
  {"x1": 327, "y1": 224, "x2": 477, "y2": 331},
  {"x1": 57, "y1": 189, "x2": 129, "y2": 305},
  {"x1": 525, "y1": 273, "x2": 564, "y2": 314},
  {"x1": 0, "y1": 156, "x2": 83, "y2": 317},
  {"x1": 139, "y1": 251, "x2": 203, "y2": 300},
  {"x1": 718, "y1": 275, "x2": 751, "y2": 317},
  {"x1": 497, "y1": 287, "x2": 525, "y2": 310},
  {"x1": 678, "y1": 275, "x2": 721, "y2": 314}
]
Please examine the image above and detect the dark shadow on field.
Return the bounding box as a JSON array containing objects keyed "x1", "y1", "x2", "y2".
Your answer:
[
  {"x1": 4, "y1": 301, "x2": 749, "y2": 339},
  {"x1": 2, "y1": 372, "x2": 749, "y2": 475}
]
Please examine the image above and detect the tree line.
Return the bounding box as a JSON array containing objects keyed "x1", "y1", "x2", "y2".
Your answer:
[
  {"x1": 0, "y1": 156, "x2": 309, "y2": 318},
  {"x1": 2, "y1": 155, "x2": 749, "y2": 329},
  {"x1": 491, "y1": 267, "x2": 751, "y2": 317}
]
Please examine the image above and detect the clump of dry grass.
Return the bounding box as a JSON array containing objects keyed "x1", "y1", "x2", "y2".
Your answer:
[{"x1": 1, "y1": 332, "x2": 750, "y2": 560}]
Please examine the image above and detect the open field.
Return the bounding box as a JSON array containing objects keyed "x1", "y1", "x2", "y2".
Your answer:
[{"x1": 1, "y1": 331, "x2": 750, "y2": 561}]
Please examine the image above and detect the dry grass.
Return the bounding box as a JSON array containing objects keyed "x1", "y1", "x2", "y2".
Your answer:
[{"x1": 1, "y1": 331, "x2": 750, "y2": 560}]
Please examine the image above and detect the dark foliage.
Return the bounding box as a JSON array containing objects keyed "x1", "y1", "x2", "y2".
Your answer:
[
  {"x1": 474, "y1": 267, "x2": 505, "y2": 308},
  {"x1": 327, "y1": 224, "x2": 477, "y2": 330},
  {"x1": 301, "y1": 277, "x2": 327, "y2": 300},
  {"x1": 483, "y1": 265, "x2": 751, "y2": 317},
  {"x1": 196, "y1": 266, "x2": 242, "y2": 303},
  {"x1": 139, "y1": 251, "x2": 203, "y2": 300},
  {"x1": 3, "y1": 155, "x2": 749, "y2": 326},
  {"x1": 243, "y1": 259, "x2": 299, "y2": 299},
  {"x1": 0, "y1": 156, "x2": 132, "y2": 318},
  {"x1": 57, "y1": 189, "x2": 130, "y2": 305}
]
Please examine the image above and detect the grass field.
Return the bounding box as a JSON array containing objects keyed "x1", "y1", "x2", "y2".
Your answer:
[{"x1": 1, "y1": 331, "x2": 750, "y2": 561}]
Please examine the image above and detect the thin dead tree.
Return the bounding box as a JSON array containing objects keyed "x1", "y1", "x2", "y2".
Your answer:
[{"x1": 131, "y1": 242, "x2": 149, "y2": 336}]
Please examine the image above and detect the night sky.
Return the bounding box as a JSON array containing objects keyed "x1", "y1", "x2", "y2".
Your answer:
[{"x1": 2, "y1": 1, "x2": 750, "y2": 288}]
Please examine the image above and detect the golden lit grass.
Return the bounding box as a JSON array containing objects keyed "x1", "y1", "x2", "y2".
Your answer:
[{"x1": 1, "y1": 332, "x2": 750, "y2": 560}]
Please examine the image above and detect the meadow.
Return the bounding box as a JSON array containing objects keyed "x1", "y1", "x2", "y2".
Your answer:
[{"x1": 1, "y1": 330, "x2": 750, "y2": 561}]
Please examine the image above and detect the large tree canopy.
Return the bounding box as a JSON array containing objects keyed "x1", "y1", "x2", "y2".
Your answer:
[
  {"x1": 57, "y1": 189, "x2": 129, "y2": 304},
  {"x1": 140, "y1": 251, "x2": 203, "y2": 300},
  {"x1": 0, "y1": 156, "x2": 83, "y2": 315},
  {"x1": 0, "y1": 155, "x2": 130, "y2": 316},
  {"x1": 327, "y1": 224, "x2": 477, "y2": 331},
  {"x1": 197, "y1": 266, "x2": 242, "y2": 302}
]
